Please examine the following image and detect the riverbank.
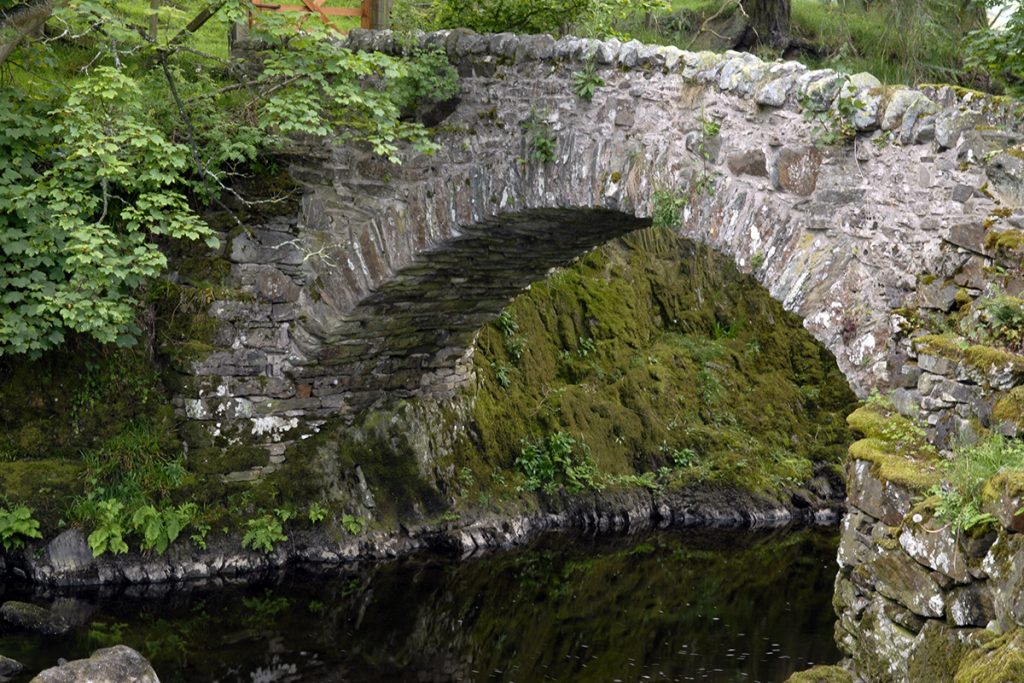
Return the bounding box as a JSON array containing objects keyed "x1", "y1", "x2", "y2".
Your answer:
[{"x1": 6, "y1": 475, "x2": 843, "y2": 588}]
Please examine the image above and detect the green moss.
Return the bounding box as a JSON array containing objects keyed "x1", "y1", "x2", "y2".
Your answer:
[
  {"x1": 189, "y1": 445, "x2": 266, "y2": 476},
  {"x1": 909, "y1": 621, "x2": 988, "y2": 683},
  {"x1": 0, "y1": 459, "x2": 85, "y2": 531},
  {"x1": 914, "y1": 333, "x2": 968, "y2": 360},
  {"x1": 915, "y1": 334, "x2": 1024, "y2": 376},
  {"x1": 984, "y1": 228, "x2": 1024, "y2": 256},
  {"x1": 848, "y1": 438, "x2": 940, "y2": 491},
  {"x1": 994, "y1": 386, "x2": 1024, "y2": 428},
  {"x1": 177, "y1": 255, "x2": 232, "y2": 288},
  {"x1": 785, "y1": 665, "x2": 853, "y2": 683},
  {"x1": 467, "y1": 227, "x2": 856, "y2": 498},
  {"x1": 955, "y1": 628, "x2": 1024, "y2": 683}
]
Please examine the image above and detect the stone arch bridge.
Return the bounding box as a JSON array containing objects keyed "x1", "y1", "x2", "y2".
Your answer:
[{"x1": 179, "y1": 28, "x2": 1024, "y2": 453}]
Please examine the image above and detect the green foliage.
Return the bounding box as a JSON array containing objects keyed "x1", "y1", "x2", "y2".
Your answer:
[
  {"x1": 0, "y1": 1, "x2": 455, "y2": 357},
  {"x1": 515, "y1": 432, "x2": 601, "y2": 493},
  {"x1": 800, "y1": 85, "x2": 863, "y2": 145},
  {"x1": 492, "y1": 361, "x2": 513, "y2": 389},
  {"x1": 929, "y1": 435, "x2": 1024, "y2": 531},
  {"x1": 495, "y1": 309, "x2": 526, "y2": 362},
  {"x1": 242, "y1": 512, "x2": 288, "y2": 553},
  {"x1": 651, "y1": 188, "x2": 687, "y2": 228},
  {"x1": 0, "y1": 504, "x2": 42, "y2": 551},
  {"x1": 522, "y1": 112, "x2": 557, "y2": 164},
  {"x1": 87, "y1": 499, "x2": 130, "y2": 557},
  {"x1": 572, "y1": 62, "x2": 605, "y2": 101},
  {"x1": 130, "y1": 503, "x2": 196, "y2": 555},
  {"x1": 387, "y1": 47, "x2": 461, "y2": 114},
  {"x1": 0, "y1": 70, "x2": 212, "y2": 356},
  {"x1": 398, "y1": 0, "x2": 668, "y2": 37},
  {"x1": 307, "y1": 502, "x2": 327, "y2": 524},
  {"x1": 973, "y1": 291, "x2": 1024, "y2": 352},
  {"x1": 966, "y1": 7, "x2": 1024, "y2": 96},
  {"x1": 341, "y1": 513, "x2": 365, "y2": 535}
]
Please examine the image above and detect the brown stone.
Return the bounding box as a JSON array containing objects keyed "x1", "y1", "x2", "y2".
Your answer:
[{"x1": 775, "y1": 145, "x2": 822, "y2": 196}]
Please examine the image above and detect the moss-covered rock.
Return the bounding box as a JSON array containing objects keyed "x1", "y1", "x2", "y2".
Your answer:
[
  {"x1": 785, "y1": 665, "x2": 853, "y2": 683},
  {"x1": 954, "y1": 628, "x2": 1024, "y2": 683},
  {"x1": 466, "y1": 228, "x2": 855, "y2": 498}
]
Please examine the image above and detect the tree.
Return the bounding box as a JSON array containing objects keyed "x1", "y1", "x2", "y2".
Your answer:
[
  {"x1": 739, "y1": 0, "x2": 791, "y2": 51},
  {"x1": 0, "y1": 0, "x2": 457, "y2": 356}
]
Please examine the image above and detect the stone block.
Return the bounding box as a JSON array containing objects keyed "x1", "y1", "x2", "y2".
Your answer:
[
  {"x1": 898, "y1": 518, "x2": 971, "y2": 582},
  {"x1": 918, "y1": 354, "x2": 955, "y2": 376},
  {"x1": 726, "y1": 149, "x2": 768, "y2": 177},
  {"x1": 868, "y1": 549, "x2": 946, "y2": 617},
  {"x1": 847, "y1": 459, "x2": 914, "y2": 526},
  {"x1": 917, "y1": 280, "x2": 959, "y2": 311},
  {"x1": 774, "y1": 145, "x2": 822, "y2": 196},
  {"x1": 946, "y1": 584, "x2": 995, "y2": 627}
]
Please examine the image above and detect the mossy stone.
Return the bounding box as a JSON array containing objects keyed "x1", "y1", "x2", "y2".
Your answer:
[
  {"x1": 785, "y1": 665, "x2": 853, "y2": 683},
  {"x1": 955, "y1": 628, "x2": 1024, "y2": 683}
]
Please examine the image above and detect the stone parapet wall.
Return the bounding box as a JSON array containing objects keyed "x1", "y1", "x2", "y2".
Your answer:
[{"x1": 166, "y1": 30, "x2": 1024, "y2": 488}]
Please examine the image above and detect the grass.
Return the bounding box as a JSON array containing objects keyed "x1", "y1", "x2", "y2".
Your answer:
[
  {"x1": 932, "y1": 434, "x2": 1024, "y2": 530},
  {"x1": 619, "y1": 0, "x2": 976, "y2": 87}
]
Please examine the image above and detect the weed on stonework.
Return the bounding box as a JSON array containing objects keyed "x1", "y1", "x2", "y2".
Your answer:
[{"x1": 930, "y1": 435, "x2": 1024, "y2": 532}]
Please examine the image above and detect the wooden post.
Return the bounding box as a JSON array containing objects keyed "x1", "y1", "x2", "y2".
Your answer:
[{"x1": 360, "y1": 0, "x2": 372, "y2": 29}]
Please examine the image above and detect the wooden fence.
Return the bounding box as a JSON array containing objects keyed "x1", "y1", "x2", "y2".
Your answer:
[{"x1": 250, "y1": 0, "x2": 391, "y2": 32}]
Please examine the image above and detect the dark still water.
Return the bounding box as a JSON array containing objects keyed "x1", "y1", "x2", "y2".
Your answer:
[{"x1": 0, "y1": 527, "x2": 840, "y2": 683}]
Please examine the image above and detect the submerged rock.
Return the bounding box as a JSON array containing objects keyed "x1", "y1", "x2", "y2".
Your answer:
[
  {"x1": 0, "y1": 655, "x2": 23, "y2": 679},
  {"x1": 30, "y1": 645, "x2": 159, "y2": 683},
  {"x1": 0, "y1": 602, "x2": 70, "y2": 637}
]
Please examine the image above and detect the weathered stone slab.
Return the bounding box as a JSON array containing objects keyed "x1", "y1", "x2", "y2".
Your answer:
[
  {"x1": 899, "y1": 518, "x2": 971, "y2": 583},
  {"x1": 847, "y1": 459, "x2": 913, "y2": 526},
  {"x1": 868, "y1": 549, "x2": 946, "y2": 617}
]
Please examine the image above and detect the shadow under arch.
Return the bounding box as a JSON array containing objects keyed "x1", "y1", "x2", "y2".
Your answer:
[{"x1": 290, "y1": 207, "x2": 649, "y2": 412}]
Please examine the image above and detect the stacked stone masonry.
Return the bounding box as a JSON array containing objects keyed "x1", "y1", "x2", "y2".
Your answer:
[
  {"x1": 838, "y1": 456, "x2": 1024, "y2": 682},
  {"x1": 176, "y1": 32, "x2": 1024, "y2": 487}
]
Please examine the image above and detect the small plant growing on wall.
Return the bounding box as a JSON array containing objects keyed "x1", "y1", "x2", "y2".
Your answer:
[
  {"x1": 572, "y1": 61, "x2": 604, "y2": 102},
  {"x1": 798, "y1": 80, "x2": 863, "y2": 146},
  {"x1": 652, "y1": 188, "x2": 688, "y2": 228},
  {"x1": 522, "y1": 110, "x2": 557, "y2": 163}
]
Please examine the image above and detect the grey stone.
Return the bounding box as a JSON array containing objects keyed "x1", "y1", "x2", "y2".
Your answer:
[
  {"x1": 946, "y1": 584, "x2": 995, "y2": 627},
  {"x1": 881, "y1": 89, "x2": 928, "y2": 131},
  {"x1": 899, "y1": 519, "x2": 971, "y2": 583},
  {"x1": 0, "y1": 655, "x2": 23, "y2": 678},
  {"x1": 918, "y1": 354, "x2": 955, "y2": 376},
  {"x1": 44, "y1": 530, "x2": 93, "y2": 577},
  {"x1": 869, "y1": 549, "x2": 946, "y2": 617},
  {"x1": 987, "y1": 150, "x2": 1024, "y2": 207},
  {"x1": 30, "y1": 646, "x2": 159, "y2": 683},
  {"x1": 726, "y1": 149, "x2": 768, "y2": 177},
  {"x1": 774, "y1": 145, "x2": 822, "y2": 196},
  {"x1": 846, "y1": 459, "x2": 913, "y2": 526},
  {"x1": 0, "y1": 602, "x2": 70, "y2": 636}
]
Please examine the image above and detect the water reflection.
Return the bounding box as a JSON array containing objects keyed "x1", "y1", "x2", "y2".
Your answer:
[{"x1": 0, "y1": 527, "x2": 839, "y2": 682}]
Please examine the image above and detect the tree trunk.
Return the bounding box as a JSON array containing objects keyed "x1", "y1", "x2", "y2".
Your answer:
[
  {"x1": 739, "y1": 0, "x2": 791, "y2": 51},
  {"x1": 0, "y1": 0, "x2": 57, "y2": 68}
]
